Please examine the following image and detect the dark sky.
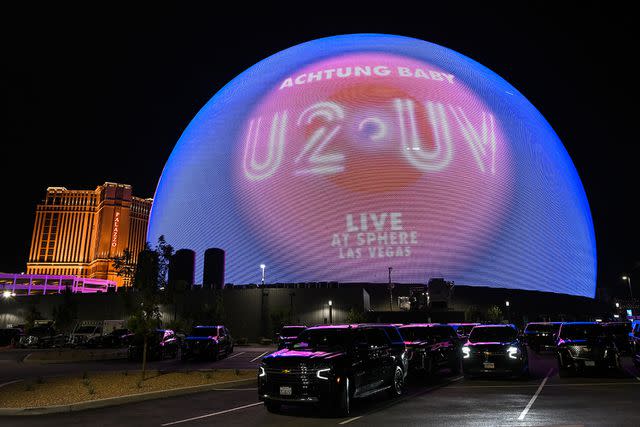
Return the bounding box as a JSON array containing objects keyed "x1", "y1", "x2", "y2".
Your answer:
[{"x1": 2, "y1": 4, "x2": 637, "y2": 297}]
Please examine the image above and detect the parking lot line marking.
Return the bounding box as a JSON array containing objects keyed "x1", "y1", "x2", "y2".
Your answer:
[
  {"x1": 250, "y1": 351, "x2": 268, "y2": 362},
  {"x1": 518, "y1": 368, "x2": 553, "y2": 421},
  {"x1": 450, "y1": 381, "x2": 640, "y2": 389},
  {"x1": 224, "y1": 351, "x2": 246, "y2": 360},
  {"x1": 160, "y1": 401, "x2": 262, "y2": 426},
  {"x1": 623, "y1": 368, "x2": 640, "y2": 381},
  {"x1": 339, "y1": 416, "x2": 363, "y2": 424}
]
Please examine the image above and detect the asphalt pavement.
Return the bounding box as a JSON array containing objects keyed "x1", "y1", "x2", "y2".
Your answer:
[{"x1": 1, "y1": 348, "x2": 639, "y2": 426}]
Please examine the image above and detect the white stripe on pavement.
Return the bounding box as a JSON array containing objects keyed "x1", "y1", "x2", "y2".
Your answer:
[
  {"x1": 250, "y1": 351, "x2": 268, "y2": 362},
  {"x1": 518, "y1": 368, "x2": 553, "y2": 421},
  {"x1": 161, "y1": 402, "x2": 262, "y2": 426},
  {"x1": 339, "y1": 416, "x2": 363, "y2": 424},
  {"x1": 224, "y1": 351, "x2": 246, "y2": 360},
  {"x1": 0, "y1": 379, "x2": 23, "y2": 389}
]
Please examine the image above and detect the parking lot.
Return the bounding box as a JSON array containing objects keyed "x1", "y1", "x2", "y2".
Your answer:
[{"x1": 1, "y1": 347, "x2": 639, "y2": 426}]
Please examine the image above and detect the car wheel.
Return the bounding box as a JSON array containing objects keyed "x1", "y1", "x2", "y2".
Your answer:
[
  {"x1": 389, "y1": 366, "x2": 404, "y2": 397},
  {"x1": 212, "y1": 345, "x2": 219, "y2": 361},
  {"x1": 449, "y1": 356, "x2": 461, "y2": 375},
  {"x1": 335, "y1": 377, "x2": 350, "y2": 417},
  {"x1": 265, "y1": 401, "x2": 280, "y2": 413}
]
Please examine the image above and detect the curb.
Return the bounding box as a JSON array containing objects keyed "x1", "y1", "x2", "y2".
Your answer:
[
  {"x1": 22, "y1": 350, "x2": 128, "y2": 364},
  {"x1": 0, "y1": 377, "x2": 257, "y2": 416}
]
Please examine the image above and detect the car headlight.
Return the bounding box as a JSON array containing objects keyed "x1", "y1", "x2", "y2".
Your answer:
[
  {"x1": 258, "y1": 366, "x2": 266, "y2": 377},
  {"x1": 462, "y1": 346, "x2": 470, "y2": 359},
  {"x1": 316, "y1": 368, "x2": 331, "y2": 380},
  {"x1": 507, "y1": 346, "x2": 519, "y2": 359}
]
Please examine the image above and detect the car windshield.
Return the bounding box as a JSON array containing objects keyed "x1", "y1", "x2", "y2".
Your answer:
[
  {"x1": 400, "y1": 326, "x2": 453, "y2": 341},
  {"x1": 190, "y1": 327, "x2": 217, "y2": 337},
  {"x1": 281, "y1": 326, "x2": 306, "y2": 336},
  {"x1": 455, "y1": 325, "x2": 476, "y2": 335},
  {"x1": 292, "y1": 328, "x2": 353, "y2": 351},
  {"x1": 559, "y1": 324, "x2": 603, "y2": 339},
  {"x1": 605, "y1": 323, "x2": 631, "y2": 334},
  {"x1": 468, "y1": 327, "x2": 517, "y2": 343},
  {"x1": 525, "y1": 324, "x2": 557, "y2": 333}
]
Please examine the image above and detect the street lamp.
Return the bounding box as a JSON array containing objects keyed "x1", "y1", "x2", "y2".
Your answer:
[
  {"x1": 2, "y1": 290, "x2": 13, "y2": 299},
  {"x1": 260, "y1": 264, "x2": 266, "y2": 287},
  {"x1": 615, "y1": 302, "x2": 620, "y2": 308},
  {"x1": 328, "y1": 300, "x2": 333, "y2": 324},
  {"x1": 622, "y1": 276, "x2": 633, "y2": 298},
  {"x1": 505, "y1": 300, "x2": 510, "y2": 323},
  {"x1": 505, "y1": 300, "x2": 510, "y2": 307}
]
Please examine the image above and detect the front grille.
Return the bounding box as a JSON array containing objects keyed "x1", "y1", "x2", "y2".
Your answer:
[{"x1": 263, "y1": 364, "x2": 324, "y2": 398}]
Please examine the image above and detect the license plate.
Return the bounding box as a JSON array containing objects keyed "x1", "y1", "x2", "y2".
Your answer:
[
  {"x1": 279, "y1": 386, "x2": 292, "y2": 396},
  {"x1": 585, "y1": 360, "x2": 595, "y2": 367},
  {"x1": 483, "y1": 362, "x2": 495, "y2": 369}
]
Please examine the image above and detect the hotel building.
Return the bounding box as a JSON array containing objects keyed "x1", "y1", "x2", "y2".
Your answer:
[{"x1": 26, "y1": 182, "x2": 153, "y2": 287}]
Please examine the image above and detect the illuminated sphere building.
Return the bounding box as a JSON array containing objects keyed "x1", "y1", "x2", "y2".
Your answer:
[{"x1": 148, "y1": 34, "x2": 596, "y2": 297}]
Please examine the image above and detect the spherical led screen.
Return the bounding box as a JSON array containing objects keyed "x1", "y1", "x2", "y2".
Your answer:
[{"x1": 148, "y1": 34, "x2": 596, "y2": 297}]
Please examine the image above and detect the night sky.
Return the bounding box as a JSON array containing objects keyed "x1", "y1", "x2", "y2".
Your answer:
[{"x1": 2, "y1": 4, "x2": 637, "y2": 297}]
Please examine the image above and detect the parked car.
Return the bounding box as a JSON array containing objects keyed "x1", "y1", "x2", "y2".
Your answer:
[
  {"x1": 556, "y1": 322, "x2": 620, "y2": 376},
  {"x1": 258, "y1": 324, "x2": 408, "y2": 416},
  {"x1": 461, "y1": 324, "x2": 528, "y2": 378},
  {"x1": 632, "y1": 322, "x2": 640, "y2": 367},
  {"x1": 449, "y1": 323, "x2": 481, "y2": 341},
  {"x1": 181, "y1": 325, "x2": 234, "y2": 361},
  {"x1": 398, "y1": 323, "x2": 461, "y2": 377},
  {"x1": 524, "y1": 322, "x2": 563, "y2": 353},
  {"x1": 18, "y1": 325, "x2": 66, "y2": 348},
  {"x1": 603, "y1": 321, "x2": 632, "y2": 355},
  {"x1": 128, "y1": 329, "x2": 180, "y2": 361},
  {"x1": 68, "y1": 323, "x2": 103, "y2": 347},
  {"x1": 276, "y1": 325, "x2": 307, "y2": 350},
  {"x1": 86, "y1": 328, "x2": 132, "y2": 348},
  {"x1": 0, "y1": 328, "x2": 22, "y2": 347}
]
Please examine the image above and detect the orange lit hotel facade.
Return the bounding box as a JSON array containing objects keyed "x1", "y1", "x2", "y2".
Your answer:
[{"x1": 26, "y1": 183, "x2": 152, "y2": 287}]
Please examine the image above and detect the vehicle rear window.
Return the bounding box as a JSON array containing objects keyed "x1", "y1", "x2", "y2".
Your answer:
[{"x1": 468, "y1": 327, "x2": 517, "y2": 343}]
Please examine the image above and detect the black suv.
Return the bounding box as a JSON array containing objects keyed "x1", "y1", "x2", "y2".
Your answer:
[
  {"x1": 277, "y1": 325, "x2": 307, "y2": 350},
  {"x1": 258, "y1": 324, "x2": 408, "y2": 416},
  {"x1": 181, "y1": 325, "x2": 233, "y2": 361},
  {"x1": 524, "y1": 322, "x2": 562, "y2": 353},
  {"x1": 398, "y1": 323, "x2": 461, "y2": 377},
  {"x1": 556, "y1": 322, "x2": 620, "y2": 376},
  {"x1": 603, "y1": 321, "x2": 632, "y2": 355},
  {"x1": 461, "y1": 324, "x2": 528, "y2": 378}
]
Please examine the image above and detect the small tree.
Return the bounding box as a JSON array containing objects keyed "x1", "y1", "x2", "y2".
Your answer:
[
  {"x1": 345, "y1": 307, "x2": 368, "y2": 324},
  {"x1": 115, "y1": 236, "x2": 173, "y2": 380},
  {"x1": 112, "y1": 248, "x2": 137, "y2": 287},
  {"x1": 487, "y1": 305, "x2": 503, "y2": 323}
]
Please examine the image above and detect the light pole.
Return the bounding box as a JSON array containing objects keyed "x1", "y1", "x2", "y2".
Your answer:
[
  {"x1": 505, "y1": 300, "x2": 510, "y2": 323},
  {"x1": 622, "y1": 275, "x2": 633, "y2": 298},
  {"x1": 328, "y1": 300, "x2": 333, "y2": 324},
  {"x1": 388, "y1": 267, "x2": 394, "y2": 311},
  {"x1": 260, "y1": 264, "x2": 266, "y2": 287}
]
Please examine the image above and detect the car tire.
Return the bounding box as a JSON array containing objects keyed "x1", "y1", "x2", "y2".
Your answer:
[
  {"x1": 449, "y1": 356, "x2": 461, "y2": 375},
  {"x1": 388, "y1": 366, "x2": 404, "y2": 397},
  {"x1": 335, "y1": 377, "x2": 351, "y2": 417},
  {"x1": 212, "y1": 345, "x2": 219, "y2": 361},
  {"x1": 265, "y1": 401, "x2": 280, "y2": 413},
  {"x1": 558, "y1": 366, "x2": 571, "y2": 377}
]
